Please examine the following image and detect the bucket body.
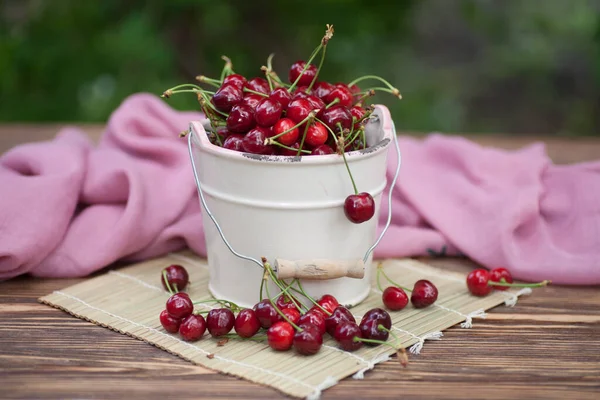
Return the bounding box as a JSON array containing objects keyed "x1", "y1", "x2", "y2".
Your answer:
[{"x1": 189, "y1": 105, "x2": 396, "y2": 308}]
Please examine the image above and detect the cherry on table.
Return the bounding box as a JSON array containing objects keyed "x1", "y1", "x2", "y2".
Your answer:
[
  {"x1": 159, "y1": 309, "x2": 181, "y2": 333},
  {"x1": 360, "y1": 308, "x2": 392, "y2": 330},
  {"x1": 289, "y1": 61, "x2": 317, "y2": 86},
  {"x1": 344, "y1": 192, "x2": 375, "y2": 224},
  {"x1": 466, "y1": 269, "x2": 493, "y2": 296},
  {"x1": 267, "y1": 321, "x2": 295, "y2": 351},
  {"x1": 226, "y1": 104, "x2": 256, "y2": 133},
  {"x1": 411, "y1": 279, "x2": 439, "y2": 307},
  {"x1": 382, "y1": 287, "x2": 409, "y2": 311},
  {"x1": 359, "y1": 319, "x2": 389, "y2": 345},
  {"x1": 166, "y1": 293, "x2": 194, "y2": 319},
  {"x1": 311, "y1": 144, "x2": 334, "y2": 155},
  {"x1": 245, "y1": 77, "x2": 270, "y2": 94},
  {"x1": 297, "y1": 310, "x2": 326, "y2": 336},
  {"x1": 286, "y1": 98, "x2": 313, "y2": 124},
  {"x1": 161, "y1": 264, "x2": 189, "y2": 292},
  {"x1": 234, "y1": 308, "x2": 261, "y2": 338},
  {"x1": 325, "y1": 306, "x2": 356, "y2": 336},
  {"x1": 333, "y1": 321, "x2": 363, "y2": 352},
  {"x1": 317, "y1": 294, "x2": 339, "y2": 315},
  {"x1": 179, "y1": 314, "x2": 207, "y2": 341},
  {"x1": 269, "y1": 87, "x2": 292, "y2": 109},
  {"x1": 253, "y1": 299, "x2": 282, "y2": 329},
  {"x1": 206, "y1": 308, "x2": 235, "y2": 337},
  {"x1": 242, "y1": 127, "x2": 273, "y2": 154},
  {"x1": 282, "y1": 308, "x2": 301, "y2": 325},
  {"x1": 212, "y1": 84, "x2": 243, "y2": 112},
  {"x1": 293, "y1": 325, "x2": 323, "y2": 355},
  {"x1": 276, "y1": 294, "x2": 300, "y2": 311},
  {"x1": 255, "y1": 98, "x2": 283, "y2": 127},
  {"x1": 489, "y1": 267, "x2": 513, "y2": 290}
]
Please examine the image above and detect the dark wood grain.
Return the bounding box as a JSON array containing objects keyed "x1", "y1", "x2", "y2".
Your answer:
[{"x1": 1, "y1": 126, "x2": 599, "y2": 399}]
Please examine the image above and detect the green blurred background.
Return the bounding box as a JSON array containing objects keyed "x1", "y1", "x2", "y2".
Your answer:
[{"x1": 1, "y1": 0, "x2": 599, "y2": 136}]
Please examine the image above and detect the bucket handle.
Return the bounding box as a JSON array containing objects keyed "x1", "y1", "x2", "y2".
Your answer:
[{"x1": 187, "y1": 114, "x2": 401, "y2": 280}]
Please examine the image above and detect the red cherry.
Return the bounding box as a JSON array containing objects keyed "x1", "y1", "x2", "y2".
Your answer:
[
  {"x1": 350, "y1": 106, "x2": 366, "y2": 129},
  {"x1": 293, "y1": 325, "x2": 323, "y2": 355},
  {"x1": 317, "y1": 294, "x2": 339, "y2": 315},
  {"x1": 317, "y1": 105, "x2": 353, "y2": 133},
  {"x1": 179, "y1": 314, "x2": 207, "y2": 341},
  {"x1": 269, "y1": 87, "x2": 292, "y2": 109},
  {"x1": 325, "y1": 306, "x2": 356, "y2": 336},
  {"x1": 277, "y1": 142, "x2": 301, "y2": 156},
  {"x1": 166, "y1": 293, "x2": 193, "y2": 319},
  {"x1": 276, "y1": 294, "x2": 300, "y2": 311},
  {"x1": 206, "y1": 308, "x2": 235, "y2": 337},
  {"x1": 312, "y1": 81, "x2": 334, "y2": 100},
  {"x1": 360, "y1": 308, "x2": 392, "y2": 330},
  {"x1": 344, "y1": 192, "x2": 375, "y2": 224},
  {"x1": 282, "y1": 308, "x2": 301, "y2": 325},
  {"x1": 222, "y1": 133, "x2": 245, "y2": 152},
  {"x1": 255, "y1": 98, "x2": 283, "y2": 127},
  {"x1": 245, "y1": 77, "x2": 270, "y2": 94},
  {"x1": 272, "y1": 118, "x2": 300, "y2": 146},
  {"x1": 212, "y1": 84, "x2": 243, "y2": 112},
  {"x1": 305, "y1": 122, "x2": 328, "y2": 148},
  {"x1": 334, "y1": 321, "x2": 363, "y2": 351},
  {"x1": 289, "y1": 61, "x2": 317, "y2": 86},
  {"x1": 159, "y1": 309, "x2": 181, "y2": 333},
  {"x1": 305, "y1": 95, "x2": 325, "y2": 111},
  {"x1": 234, "y1": 308, "x2": 261, "y2": 338},
  {"x1": 241, "y1": 94, "x2": 263, "y2": 110},
  {"x1": 359, "y1": 319, "x2": 388, "y2": 345},
  {"x1": 311, "y1": 144, "x2": 334, "y2": 155},
  {"x1": 267, "y1": 321, "x2": 294, "y2": 351},
  {"x1": 324, "y1": 86, "x2": 354, "y2": 108},
  {"x1": 297, "y1": 311, "x2": 326, "y2": 336},
  {"x1": 161, "y1": 264, "x2": 189, "y2": 292},
  {"x1": 382, "y1": 287, "x2": 409, "y2": 311},
  {"x1": 466, "y1": 269, "x2": 493, "y2": 297},
  {"x1": 226, "y1": 104, "x2": 256, "y2": 133},
  {"x1": 489, "y1": 267, "x2": 513, "y2": 291},
  {"x1": 253, "y1": 299, "x2": 282, "y2": 329},
  {"x1": 242, "y1": 127, "x2": 273, "y2": 154},
  {"x1": 286, "y1": 98, "x2": 312, "y2": 124},
  {"x1": 223, "y1": 73, "x2": 247, "y2": 89},
  {"x1": 411, "y1": 279, "x2": 439, "y2": 307}
]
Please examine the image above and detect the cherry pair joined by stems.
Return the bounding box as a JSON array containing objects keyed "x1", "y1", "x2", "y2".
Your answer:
[
  {"x1": 466, "y1": 267, "x2": 550, "y2": 297},
  {"x1": 377, "y1": 263, "x2": 439, "y2": 309}
]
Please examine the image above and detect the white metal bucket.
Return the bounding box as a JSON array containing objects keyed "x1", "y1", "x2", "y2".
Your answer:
[{"x1": 187, "y1": 104, "x2": 400, "y2": 308}]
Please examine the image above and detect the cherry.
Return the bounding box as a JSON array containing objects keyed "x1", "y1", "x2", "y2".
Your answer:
[
  {"x1": 166, "y1": 293, "x2": 193, "y2": 319},
  {"x1": 282, "y1": 308, "x2": 301, "y2": 325},
  {"x1": 344, "y1": 192, "x2": 375, "y2": 224},
  {"x1": 317, "y1": 294, "x2": 339, "y2": 315},
  {"x1": 466, "y1": 269, "x2": 492, "y2": 297},
  {"x1": 350, "y1": 105, "x2": 366, "y2": 128},
  {"x1": 305, "y1": 95, "x2": 325, "y2": 111},
  {"x1": 255, "y1": 98, "x2": 283, "y2": 127},
  {"x1": 312, "y1": 81, "x2": 334, "y2": 100},
  {"x1": 267, "y1": 321, "x2": 294, "y2": 351},
  {"x1": 206, "y1": 308, "x2": 235, "y2": 337},
  {"x1": 242, "y1": 127, "x2": 273, "y2": 154},
  {"x1": 311, "y1": 144, "x2": 334, "y2": 155},
  {"x1": 411, "y1": 279, "x2": 439, "y2": 308},
  {"x1": 241, "y1": 94, "x2": 263, "y2": 110},
  {"x1": 333, "y1": 321, "x2": 363, "y2": 352},
  {"x1": 269, "y1": 87, "x2": 292, "y2": 109},
  {"x1": 294, "y1": 86, "x2": 312, "y2": 95},
  {"x1": 348, "y1": 83, "x2": 361, "y2": 96},
  {"x1": 226, "y1": 104, "x2": 256, "y2": 133},
  {"x1": 489, "y1": 267, "x2": 513, "y2": 291},
  {"x1": 179, "y1": 314, "x2": 207, "y2": 341},
  {"x1": 297, "y1": 311, "x2": 326, "y2": 336},
  {"x1": 161, "y1": 264, "x2": 189, "y2": 292},
  {"x1": 212, "y1": 84, "x2": 243, "y2": 112},
  {"x1": 293, "y1": 325, "x2": 323, "y2": 355},
  {"x1": 317, "y1": 105, "x2": 352, "y2": 133},
  {"x1": 245, "y1": 77, "x2": 270, "y2": 94},
  {"x1": 305, "y1": 122, "x2": 328, "y2": 148},
  {"x1": 382, "y1": 287, "x2": 409, "y2": 311},
  {"x1": 234, "y1": 308, "x2": 261, "y2": 338},
  {"x1": 286, "y1": 98, "x2": 313, "y2": 124},
  {"x1": 276, "y1": 294, "x2": 300, "y2": 311},
  {"x1": 291, "y1": 90, "x2": 310, "y2": 100},
  {"x1": 272, "y1": 118, "x2": 300, "y2": 146},
  {"x1": 324, "y1": 86, "x2": 353, "y2": 108},
  {"x1": 289, "y1": 61, "x2": 317, "y2": 87},
  {"x1": 360, "y1": 308, "x2": 392, "y2": 329},
  {"x1": 222, "y1": 133, "x2": 245, "y2": 152},
  {"x1": 277, "y1": 142, "x2": 301, "y2": 156},
  {"x1": 253, "y1": 299, "x2": 282, "y2": 329},
  {"x1": 223, "y1": 73, "x2": 247, "y2": 89},
  {"x1": 159, "y1": 309, "x2": 181, "y2": 333},
  {"x1": 359, "y1": 319, "x2": 389, "y2": 345},
  {"x1": 325, "y1": 306, "x2": 356, "y2": 336}
]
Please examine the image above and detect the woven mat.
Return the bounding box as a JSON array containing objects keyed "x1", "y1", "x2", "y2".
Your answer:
[{"x1": 39, "y1": 251, "x2": 531, "y2": 399}]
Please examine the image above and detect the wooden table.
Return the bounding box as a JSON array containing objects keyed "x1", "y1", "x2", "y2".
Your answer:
[{"x1": 1, "y1": 125, "x2": 599, "y2": 399}]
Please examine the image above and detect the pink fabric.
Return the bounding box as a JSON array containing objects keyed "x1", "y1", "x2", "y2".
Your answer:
[{"x1": 1, "y1": 93, "x2": 598, "y2": 284}]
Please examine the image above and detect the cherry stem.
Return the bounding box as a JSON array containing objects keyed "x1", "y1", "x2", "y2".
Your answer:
[
  {"x1": 266, "y1": 112, "x2": 316, "y2": 143},
  {"x1": 488, "y1": 280, "x2": 551, "y2": 288},
  {"x1": 325, "y1": 98, "x2": 340, "y2": 109},
  {"x1": 270, "y1": 140, "x2": 311, "y2": 154},
  {"x1": 162, "y1": 270, "x2": 175, "y2": 295},
  {"x1": 307, "y1": 43, "x2": 327, "y2": 92},
  {"x1": 347, "y1": 75, "x2": 402, "y2": 99},
  {"x1": 340, "y1": 142, "x2": 358, "y2": 195},
  {"x1": 195, "y1": 75, "x2": 222, "y2": 88},
  {"x1": 277, "y1": 279, "x2": 307, "y2": 312},
  {"x1": 354, "y1": 89, "x2": 376, "y2": 106},
  {"x1": 294, "y1": 281, "x2": 331, "y2": 316},
  {"x1": 296, "y1": 120, "x2": 311, "y2": 156},
  {"x1": 265, "y1": 54, "x2": 275, "y2": 91},
  {"x1": 220, "y1": 55, "x2": 234, "y2": 81},
  {"x1": 288, "y1": 42, "x2": 323, "y2": 92},
  {"x1": 264, "y1": 268, "x2": 302, "y2": 331},
  {"x1": 377, "y1": 263, "x2": 412, "y2": 292},
  {"x1": 198, "y1": 92, "x2": 229, "y2": 118},
  {"x1": 243, "y1": 87, "x2": 269, "y2": 97}
]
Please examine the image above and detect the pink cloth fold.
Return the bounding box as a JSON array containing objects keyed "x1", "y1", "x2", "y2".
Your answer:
[{"x1": 1, "y1": 93, "x2": 598, "y2": 284}]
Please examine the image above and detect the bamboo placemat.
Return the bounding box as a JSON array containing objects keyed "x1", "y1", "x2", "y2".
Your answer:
[{"x1": 39, "y1": 252, "x2": 532, "y2": 399}]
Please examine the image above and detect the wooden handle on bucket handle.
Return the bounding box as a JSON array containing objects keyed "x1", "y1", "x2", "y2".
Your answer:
[{"x1": 274, "y1": 259, "x2": 365, "y2": 280}]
